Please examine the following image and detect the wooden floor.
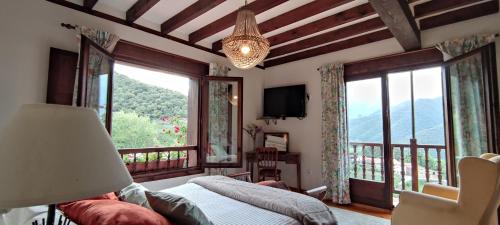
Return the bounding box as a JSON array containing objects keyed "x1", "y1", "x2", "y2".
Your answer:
[{"x1": 327, "y1": 202, "x2": 392, "y2": 219}]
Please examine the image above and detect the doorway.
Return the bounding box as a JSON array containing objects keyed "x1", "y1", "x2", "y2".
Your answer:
[{"x1": 347, "y1": 66, "x2": 448, "y2": 207}]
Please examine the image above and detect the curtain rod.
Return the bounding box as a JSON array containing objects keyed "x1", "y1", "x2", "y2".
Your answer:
[
  {"x1": 61, "y1": 23, "x2": 78, "y2": 30},
  {"x1": 316, "y1": 33, "x2": 499, "y2": 71},
  {"x1": 60, "y1": 22, "x2": 233, "y2": 72}
]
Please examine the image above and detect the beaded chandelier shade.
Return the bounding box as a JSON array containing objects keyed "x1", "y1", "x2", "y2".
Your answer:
[{"x1": 222, "y1": 9, "x2": 270, "y2": 69}]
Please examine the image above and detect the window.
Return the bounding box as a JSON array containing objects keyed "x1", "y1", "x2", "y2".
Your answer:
[
  {"x1": 109, "y1": 63, "x2": 200, "y2": 178},
  {"x1": 346, "y1": 66, "x2": 448, "y2": 205},
  {"x1": 74, "y1": 39, "x2": 244, "y2": 181},
  {"x1": 111, "y1": 63, "x2": 198, "y2": 149}
]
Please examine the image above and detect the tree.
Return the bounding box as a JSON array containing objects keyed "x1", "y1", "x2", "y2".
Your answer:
[{"x1": 112, "y1": 111, "x2": 159, "y2": 149}]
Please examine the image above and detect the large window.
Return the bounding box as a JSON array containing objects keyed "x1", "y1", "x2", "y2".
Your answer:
[
  {"x1": 73, "y1": 39, "x2": 244, "y2": 181},
  {"x1": 111, "y1": 63, "x2": 198, "y2": 149}
]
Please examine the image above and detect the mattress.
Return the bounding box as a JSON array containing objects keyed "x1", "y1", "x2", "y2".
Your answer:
[{"x1": 161, "y1": 183, "x2": 301, "y2": 225}]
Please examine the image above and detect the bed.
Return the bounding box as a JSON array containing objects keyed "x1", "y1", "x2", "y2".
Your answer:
[
  {"x1": 161, "y1": 176, "x2": 337, "y2": 225},
  {"x1": 2, "y1": 176, "x2": 336, "y2": 225},
  {"x1": 162, "y1": 182, "x2": 301, "y2": 225}
]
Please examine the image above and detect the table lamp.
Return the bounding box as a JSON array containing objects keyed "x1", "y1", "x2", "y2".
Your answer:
[{"x1": 0, "y1": 104, "x2": 133, "y2": 225}]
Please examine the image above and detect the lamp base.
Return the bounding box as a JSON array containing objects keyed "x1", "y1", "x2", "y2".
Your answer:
[{"x1": 46, "y1": 204, "x2": 56, "y2": 225}]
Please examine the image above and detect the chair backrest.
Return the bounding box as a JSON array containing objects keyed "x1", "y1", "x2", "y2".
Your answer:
[
  {"x1": 457, "y1": 153, "x2": 500, "y2": 225},
  {"x1": 256, "y1": 147, "x2": 278, "y2": 170}
]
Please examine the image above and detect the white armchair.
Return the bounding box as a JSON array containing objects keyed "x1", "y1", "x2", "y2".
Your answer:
[{"x1": 392, "y1": 153, "x2": 500, "y2": 225}]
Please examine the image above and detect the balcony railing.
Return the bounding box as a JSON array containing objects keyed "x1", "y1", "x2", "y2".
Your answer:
[
  {"x1": 119, "y1": 146, "x2": 200, "y2": 182},
  {"x1": 349, "y1": 142, "x2": 447, "y2": 192}
]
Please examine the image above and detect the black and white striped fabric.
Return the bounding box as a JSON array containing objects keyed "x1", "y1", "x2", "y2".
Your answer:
[{"x1": 161, "y1": 183, "x2": 301, "y2": 225}]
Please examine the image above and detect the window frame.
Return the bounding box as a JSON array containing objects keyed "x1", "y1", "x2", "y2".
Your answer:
[
  {"x1": 108, "y1": 40, "x2": 210, "y2": 181},
  {"x1": 200, "y1": 76, "x2": 244, "y2": 168},
  {"x1": 344, "y1": 47, "x2": 444, "y2": 209}
]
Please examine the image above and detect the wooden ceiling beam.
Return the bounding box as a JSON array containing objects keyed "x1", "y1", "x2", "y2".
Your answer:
[
  {"x1": 267, "y1": 17, "x2": 386, "y2": 59},
  {"x1": 161, "y1": 0, "x2": 226, "y2": 35},
  {"x1": 265, "y1": 3, "x2": 376, "y2": 47},
  {"x1": 212, "y1": 0, "x2": 353, "y2": 51},
  {"x1": 188, "y1": 0, "x2": 288, "y2": 43},
  {"x1": 83, "y1": 0, "x2": 98, "y2": 9},
  {"x1": 414, "y1": 0, "x2": 483, "y2": 18},
  {"x1": 420, "y1": 0, "x2": 499, "y2": 30},
  {"x1": 370, "y1": 0, "x2": 420, "y2": 51},
  {"x1": 264, "y1": 29, "x2": 393, "y2": 67},
  {"x1": 126, "y1": 0, "x2": 160, "y2": 23}
]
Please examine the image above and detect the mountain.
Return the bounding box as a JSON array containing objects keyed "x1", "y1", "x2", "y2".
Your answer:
[
  {"x1": 112, "y1": 72, "x2": 188, "y2": 120},
  {"x1": 348, "y1": 98, "x2": 445, "y2": 145}
]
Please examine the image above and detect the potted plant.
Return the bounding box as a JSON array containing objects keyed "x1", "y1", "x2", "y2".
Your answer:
[{"x1": 243, "y1": 123, "x2": 262, "y2": 151}]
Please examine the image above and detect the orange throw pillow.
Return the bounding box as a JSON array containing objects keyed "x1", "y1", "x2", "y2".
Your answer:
[
  {"x1": 59, "y1": 200, "x2": 170, "y2": 225},
  {"x1": 88, "y1": 192, "x2": 119, "y2": 201}
]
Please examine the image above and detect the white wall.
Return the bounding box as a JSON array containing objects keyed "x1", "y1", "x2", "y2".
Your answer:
[
  {"x1": 263, "y1": 9, "x2": 500, "y2": 190},
  {"x1": 0, "y1": 0, "x2": 265, "y2": 189}
]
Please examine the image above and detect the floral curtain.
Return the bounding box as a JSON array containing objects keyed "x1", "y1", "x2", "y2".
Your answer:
[
  {"x1": 207, "y1": 63, "x2": 230, "y2": 164},
  {"x1": 72, "y1": 26, "x2": 119, "y2": 117},
  {"x1": 436, "y1": 34, "x2": 495, "y2": 160},
  {"x1": 319, "y1": 63, "x2": 351, "y2": 204}
]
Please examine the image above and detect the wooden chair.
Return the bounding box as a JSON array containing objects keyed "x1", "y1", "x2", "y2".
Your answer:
[{"x1": 256, "y1": 147, "x2": 281, "y2": 182}]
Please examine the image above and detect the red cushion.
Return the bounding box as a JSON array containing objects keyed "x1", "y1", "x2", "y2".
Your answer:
[
  {"x1": 59, "y1": 200, "x2": 170, "y2": 225},
  {"x1": 89, "y1": 192, "x2": 119, "y2": 201}
]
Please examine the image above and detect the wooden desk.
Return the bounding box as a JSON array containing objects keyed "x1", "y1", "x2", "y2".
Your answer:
[{"x1": 246, "y1": 152, "x2": 301, "y2": 192}]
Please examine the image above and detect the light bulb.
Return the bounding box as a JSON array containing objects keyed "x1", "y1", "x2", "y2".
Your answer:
[
  {"x1": 240, "y1": 45, "x2": 251, "y2": 55},
  {"x1": 233, "y1": 96, "x2": 238, "y2": 100}
]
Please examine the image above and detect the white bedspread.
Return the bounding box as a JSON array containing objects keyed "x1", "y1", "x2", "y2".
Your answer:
[{"x1": 161, "y1": 183, "x2": 301, "y2": 225}]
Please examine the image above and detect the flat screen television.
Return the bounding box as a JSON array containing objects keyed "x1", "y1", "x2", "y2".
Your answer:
[{"x1": 263, "y1": 84, "x2": 306, "y2": 118}]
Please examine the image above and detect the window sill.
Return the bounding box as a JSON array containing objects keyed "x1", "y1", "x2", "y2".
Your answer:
[{"x1": 131, "y1": 167, "x2": 204, "y2": 183}]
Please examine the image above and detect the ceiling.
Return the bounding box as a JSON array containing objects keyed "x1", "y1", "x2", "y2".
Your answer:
[{"x1": 52, "y1": 0, "x2": 499, "y2": 68}]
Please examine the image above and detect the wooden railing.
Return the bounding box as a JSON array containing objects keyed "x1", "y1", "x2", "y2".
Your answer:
[
  {"x1": 118, "y1": 146, "x2": 199, "y2": 178},
  {"x1": 349, "y1": 142, "x2": 447, "y2": 192}
]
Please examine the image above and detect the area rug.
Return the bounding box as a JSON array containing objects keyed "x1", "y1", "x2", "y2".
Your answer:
[{"x1": 330, "y1": 207, "x2": 390, "y2": 225}]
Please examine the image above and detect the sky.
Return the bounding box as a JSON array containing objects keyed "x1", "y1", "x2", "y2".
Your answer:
[
  {"x1": 114, "y1": 63, "x2": 190, "y2": 96},
  {"x1": 347, "y1": 66, "x2": 443, "y2": 118}
]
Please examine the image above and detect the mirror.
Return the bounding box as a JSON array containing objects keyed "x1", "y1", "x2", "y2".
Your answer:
[{"x1": 263, "y1": 132, "x2": 289, "y2": 152}]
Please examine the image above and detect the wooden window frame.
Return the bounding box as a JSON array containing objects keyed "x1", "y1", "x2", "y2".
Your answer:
[
  {"x1": 345, "y1": 45, "x2": 499, "y2": 208},
  {"x1": 200, "y1": 76, "x2": 244, "y2": 168},
  {"x1": 442, "y1": 43, "x2": 499, "y2": 186},
  {"x1": 344, "y1": 47, "x2": 444, "y2": 209},
  {"x1": 109, "y1": 40, "x2": 210, "y2": 181}
]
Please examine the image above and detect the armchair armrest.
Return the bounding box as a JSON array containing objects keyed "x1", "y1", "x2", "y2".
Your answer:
[
  {"x1": 305, "y1": 186, "x2": 327, "y2": 200},
  {"x1": 399, "y1": 191, "x2": 458, "y2": 211},
  {"x1": 422, "y1": 183, "x2": 459, "y2": 200}
]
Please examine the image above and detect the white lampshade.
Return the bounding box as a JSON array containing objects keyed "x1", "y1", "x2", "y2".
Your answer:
[{"x1": 0, "y1": 104, "x2": 132, "y2": 208}]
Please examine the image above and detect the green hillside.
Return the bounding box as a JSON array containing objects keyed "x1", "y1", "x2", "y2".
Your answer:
[
  {"x1": 348, "y1": 98, "x2": 445, "y2": 145},
  {"x1": 111, "y1": 73, "x2": 188, "y2": 149},
  {"x1": 112, "y1": 72, "x2": 188, "y2": 120}
]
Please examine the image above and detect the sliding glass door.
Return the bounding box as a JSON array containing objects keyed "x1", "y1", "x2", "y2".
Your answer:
[
  {"x1": 347, "y1": 77, "x2": 393, "y2": 209},
  {"x1": 388, "y1": 67, "x2": 447, "y2": 198},
  {"x1": 347, "y1": 66, "x2": 448, "y2": 208}
]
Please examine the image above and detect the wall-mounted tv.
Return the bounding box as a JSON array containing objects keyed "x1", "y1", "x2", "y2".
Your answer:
[{"x1": 263, "y1": 84, "x2": 306, "y2": 118}]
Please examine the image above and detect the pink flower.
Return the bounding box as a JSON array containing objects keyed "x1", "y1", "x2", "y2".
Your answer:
[{"x1": 174, "y1": 126, "x2": 180, "y2": 133}]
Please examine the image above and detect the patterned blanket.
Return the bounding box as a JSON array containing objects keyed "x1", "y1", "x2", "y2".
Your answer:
[{"x1": 188, "y1": 176, "x2": 337, "y2": 225}]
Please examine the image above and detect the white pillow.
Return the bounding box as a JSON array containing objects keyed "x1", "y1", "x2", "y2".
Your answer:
[{"x1": 119, "y1": 182, "x2": 151, "y2": 209}]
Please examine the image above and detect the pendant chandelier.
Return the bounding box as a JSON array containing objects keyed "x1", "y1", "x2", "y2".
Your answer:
[{"x1": 222, "y1": 1, "x2": 270, "y2": 70}]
